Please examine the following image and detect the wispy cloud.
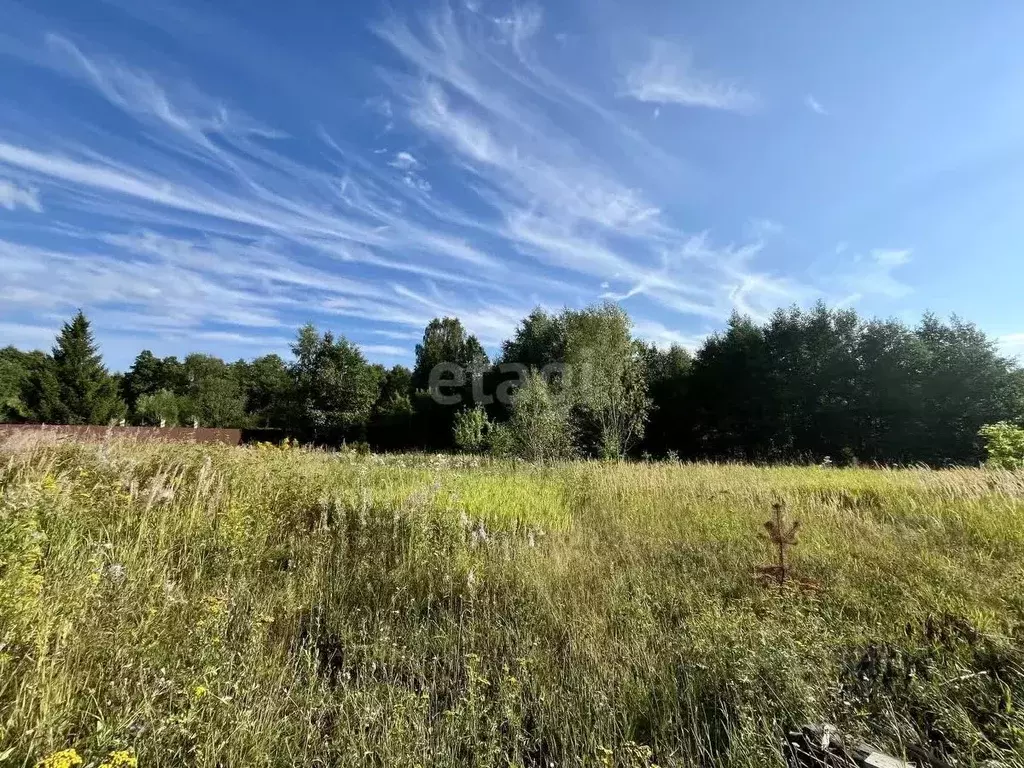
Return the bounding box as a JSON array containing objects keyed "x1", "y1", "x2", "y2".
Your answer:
[
  {"x1": 45, "y1": 34, "x2": 283, "y2": 142},
  {"x1": 841, "y1": 248, "x2": 913, "y2": 303},
  {"x1": 0, "y1": 322, "x2": 57, "y2": 348},
  {"x1": 389, "y1": 151, "x2": 421, "y2": 171},
  {"x1": 0, "y1": 179, "x2": 42, "y2": 212},
  {"x1": 359, "y1": 343, "x2": 411, "y2": 358},
  {"x1": 632, "y1": 319, "x2": 706, "y2": 351},
  {"x1": 0, "y1": 4, "x2": 909, "y2": 367},
  {"x1": 805, "y1": 94, "x2": 828, "y2": 115},
  {"x1": 623, "y1": 40, "x2": 758, "y2": 112}
]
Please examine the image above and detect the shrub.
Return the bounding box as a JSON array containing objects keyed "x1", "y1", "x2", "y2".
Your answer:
[
  {"x1": 490, "y1": 371, "x2": 575, "y2": 462},
  {"x1": 134, "y1": 389, "x2": 180, "y2": 427},
  {"x1": 453, "y1": 405, "x2": 490, "y2": 453},
  {"x1": 979, "y1": 421, "x2": 1024, "y2": 469}
]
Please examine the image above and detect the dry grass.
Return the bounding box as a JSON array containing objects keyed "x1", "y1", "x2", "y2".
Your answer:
[{"x1": 2, "y1": 442, "x2": 1024, "y2": 767}]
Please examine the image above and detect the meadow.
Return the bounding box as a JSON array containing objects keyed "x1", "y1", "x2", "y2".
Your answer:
[{"x1": 2, "y1": 440, "x2": 1023, "y2": 767}]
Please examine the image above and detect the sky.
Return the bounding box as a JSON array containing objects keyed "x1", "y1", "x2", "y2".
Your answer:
[{"x1": 2, "y1": 0, "x2": 1024, "y2": 371}]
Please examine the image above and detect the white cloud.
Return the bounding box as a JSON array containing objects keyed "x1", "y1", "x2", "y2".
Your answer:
[
  {"x1": 360, "y1": 344, "x2": 410, "y2": 358},
  {"x1": 45, "y1": 34, "x2": 282, "y2": 142},
  {"x1": 805, "y1": 94, "x2": 828, "y2": 115},
  {"x1": 841, "y1": 248, "x2": 913, "y2": 302},
  {"x1": 389, "y1": 151, "x2": 421, "y2": 171},
  {"x1": 632, "y1": 319, "x2": 706, "y2": 351},
  {"x1": 0, "y1": 322, "x2": 57, "y2": 348},
  {"x1": 370, "y1": 329, "x2": 423, "y2": 341},
  {"x1": 0, "y1": 179, "x2": 42, "y2": 212},
  {"x1": 871, "y1": 248, "x2": 912, "y2": 268},
  {"x1": 0, "y1": 3, "x2": 859, "y2": 366},
  {"x1": 623, "y1": 40, "x2": 758, "y2": 112}
]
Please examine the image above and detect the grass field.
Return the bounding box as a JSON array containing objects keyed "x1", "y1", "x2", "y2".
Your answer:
[{"x1": 2, "y1": 441, "x2": 1024, "y2": 767}]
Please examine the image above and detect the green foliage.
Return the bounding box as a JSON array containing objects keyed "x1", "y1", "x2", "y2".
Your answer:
[
  {"x1": 177, "y1": 354, "x2": 247, "y2": 428},
  {"x1": 562, "y1": 303, "x2": 651, "y2": 458},
  {"x1": 500, "y1": 307, "x2": 565, "y2": 370},
  {"x1": 5, "y1": 303, "x2": 1023, "y2": 463},
  {"x1": 120, "y1": 351, "x2": 187, "y2": 412},
  {"x1": 490, "y1": 371, "x2": 575, "y2": 461},
  {"x1": 22, "y1": 312, "x2": 124, "y2": 425},
  {"x1": 412, "y1": 316, "x2": 488, "y2": 391},
  {"x1": 453, "y1": 404, "x2": 491, "y2": 453},
  {"x1": 686, "y1": 304, "x2": 1022, "y2": 464},
  {"x1": 291, "y1": 324, "x2": 382, "y2": 443},
  {"x1": 0, "y1": 347, "x2": 43, "y2": 422},
  {"x1": 134, "y1": 389, "x2": 181, "y2": 427},
  {"x1": 979, "y1": 422, "x2": 1024, "y2": 469},
  {"x1": 235, "y1": 354, "x2": 294, "y2": 428},
  {"x1": 637, "y1": 342, "x2": 693, "y2": 456}
]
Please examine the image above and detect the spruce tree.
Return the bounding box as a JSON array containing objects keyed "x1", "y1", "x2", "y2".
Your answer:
[{"x1": 40, "y1": 311, "x2": 124, "y2": 425}]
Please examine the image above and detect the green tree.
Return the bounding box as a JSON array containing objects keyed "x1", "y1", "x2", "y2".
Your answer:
[
  {"x1": 291, "y1": 325, "x2": 382, "y2": 444},
  {"x1": 853, "y1": 319, "x2": 929, "y2": 463},
  {"x1": 979, "y1": 422, "x2": 1024, "y2": 469},
  {"x1": 637, "y1": 342, "x2": 693, "y2": 456},
  {"x1": 135, "y1": 389, "x2": 181, "y2": 427},
  {"x1": 687, "y1": 313, "x2": 775, "y2": 460},
  {"x1": 367, "y1": 365, "x2": 416, "y2": 450},
  {"x1": 500, "y1": 308, "x2": 565, "y2": 370},
  {"x1": 378, "y1": 365, "x2": 413, "y2": 406},
  {"x1": 490, "y1": 371, "x2": 575, "y2": 462},
  {"x1": 0, "y1": 347, "x2": 46, "y2": 422},
  {"x1": 562, "y1": 303, "x2": 651, "y2": 458},
  {"x1": 412, "y1": 317, "x2": 489, "y2": 392},
  {"x1": 237, "y1": 354, "x2": 294, "y2": 428},
  {"x1": 178, "y1": 354, "x2": 247, "y2": 428},
  {"x1": 24, "y1": 312, "x2": 124, "y2": 425},
  {"x1": 453, "y1": 404, "x2": 491, "y2": 453},
  {"x1": 121, "y1": 351, "x2": 187, "y2": 413},
  {"x1": 915, "y1": 315, "x2": 1020, "y2": 464}
]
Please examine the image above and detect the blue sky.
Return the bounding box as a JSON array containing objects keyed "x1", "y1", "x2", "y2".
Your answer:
[{"x1": 2, "y1": 0, "x2": 1024, "y2": 370}]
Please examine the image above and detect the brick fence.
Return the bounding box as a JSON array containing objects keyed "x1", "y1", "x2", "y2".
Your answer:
[{"x1": 0, "y1": 424, "x2": 286, "y2": 446}]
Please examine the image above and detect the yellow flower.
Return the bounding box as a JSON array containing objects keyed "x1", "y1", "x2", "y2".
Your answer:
[
  {"x1": 192, "y1": 684, "x2": 208, "y2": 700},
  {"x1": 35, "y1": 749, "x2": 83, "y2": 768},
  {"x1": 99, "y1": 749, "x2": 138, "y2": 768}
]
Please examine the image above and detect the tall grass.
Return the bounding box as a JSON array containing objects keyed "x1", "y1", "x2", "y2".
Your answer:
[{"x1": 2, "y1": 441, "x2": 1023, "y2": 767}]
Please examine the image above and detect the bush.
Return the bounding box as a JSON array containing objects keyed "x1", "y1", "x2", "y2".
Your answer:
[
  {"x1": 453, "y1": 405, "x2": 490, "y2": 453},
  {"x1": 134, "y1": 389, "x2": 180, "y2": 427},
  {"x1": 979, "y1": 421, "x2": 1024, "y2": 469},
  {"x1": 490, "y1": 371, "x2": 575, "y2": 462}
]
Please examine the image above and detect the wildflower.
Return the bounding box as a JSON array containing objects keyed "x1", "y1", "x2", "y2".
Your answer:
[
  {"x1": 192, "y1": 684, "x2": 208, "y2": 700},
  {"x1": 35, "y1": 749, "x2": 83, "y2": 768},
  {"x1": 98, "y1": 750, "x2": 138, "y2": 768},
  {"x1": 204, "y1": 595, "x2": 227, "y2": 616},
  {"x1": 104, "y1": 563, "x2": 127, "y2": 584}
]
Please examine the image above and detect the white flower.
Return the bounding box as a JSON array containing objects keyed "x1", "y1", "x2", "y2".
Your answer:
[{"x1": 103, "y1": 563, "x2": 127, "y2": 584}]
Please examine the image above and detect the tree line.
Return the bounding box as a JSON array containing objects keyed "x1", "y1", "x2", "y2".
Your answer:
[{"x1": 2, "y1": 302, "x2": 1022, "y2": 465}]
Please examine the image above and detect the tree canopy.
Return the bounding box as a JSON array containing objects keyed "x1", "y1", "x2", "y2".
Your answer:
[{"x1": 4, "y1": 302, "x2": 1021, "y2": 466}]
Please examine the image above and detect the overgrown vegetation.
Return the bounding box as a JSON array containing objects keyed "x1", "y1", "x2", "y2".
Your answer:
[
  {"x1": 2, "y1": 440, "x2": 1023, "y2": 767},
  {"x1": 3, "y1": 302, "x2": 1023, "y2": 465},
  {"x1": 980, "y1": 421, "x2": 1024, "y2": 470}
]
